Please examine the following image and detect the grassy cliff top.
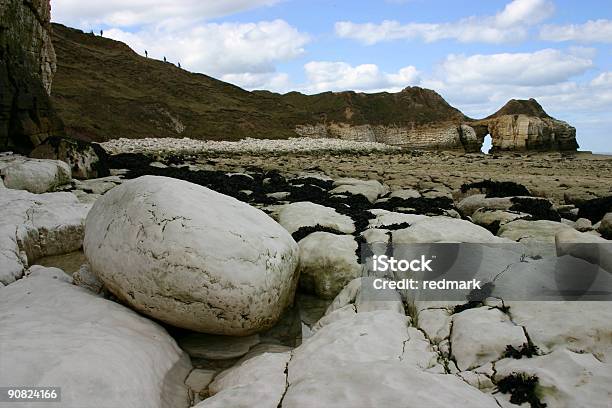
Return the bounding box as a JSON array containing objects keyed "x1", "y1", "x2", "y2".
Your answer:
[
  {"x1": 51, "y1": 23, "x2": 470, "y2": 142},
  {"x1": 485, "y1": 98, "x2": 552, "y2": 119}
]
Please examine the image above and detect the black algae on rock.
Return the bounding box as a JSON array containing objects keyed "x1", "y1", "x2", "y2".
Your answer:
[
  {"x1": 496, "y1": 373, "x2": 547, "y2": 408},
  {"x1": 509, "y1": 197, "x2": 560, "y2": 221},
  {"x1": 461, "y1": 180, "x2": 531, "y2": 198},
  {"x1": 577, "y1": 196, "x2": 612, "y2": 223}
]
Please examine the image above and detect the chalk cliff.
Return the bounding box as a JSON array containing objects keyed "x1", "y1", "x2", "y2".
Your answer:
[{"x1": 473, "y1": 99, "x2": 578, "y2": 152}]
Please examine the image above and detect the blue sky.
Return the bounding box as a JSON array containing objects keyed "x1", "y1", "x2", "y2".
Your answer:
[{"x1": 52, "y1": 0, "x2": 611, "y2": 152}]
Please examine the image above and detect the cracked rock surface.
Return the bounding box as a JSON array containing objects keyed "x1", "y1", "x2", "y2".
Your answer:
[
  {"x1": 451, "y1": 307, "x2": 527, "y2": 371},
  {"x1": 0, "y1": 188, "x2": 90, "y2": 284},
  {"x1": 83, "y1": 175, "x2": 300, "y2": 335},
  {"x1": 197, "y1": 283, "x2": 500, "y2": 408}
]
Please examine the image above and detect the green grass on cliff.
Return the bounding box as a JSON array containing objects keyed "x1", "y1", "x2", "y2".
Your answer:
[{"x1": 50, "y1": 23, "x2": 469, "y2": 143}]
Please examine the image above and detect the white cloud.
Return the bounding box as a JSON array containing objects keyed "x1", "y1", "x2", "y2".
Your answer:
[
  {"x1": 105, "y1": 20, "x2": 309, "y2": 76},
  {"x1": 438, "y1": 49, "x2": 593, "y2": 87},
  {"x1": 420, "y1": 49, "x2": 604, "y2": 126},
  {"x1": 540, "y1": 19, "x2": 612, "y2": 43},
  {"x1": 494, "y1": 0, "x2": 554, "y2": 27},
  {"x1": 335, "y1": 0, "x2": 553, "y2": 44},
  {"x1": 302, "y1": 62, "x2": 419, "y2": 93},
  {"x1": 52, "y1": 0, "x2": 281, "y2": 28},
  {"x1": 591, "y1": 72, "x2": 612, "y2": 88}
]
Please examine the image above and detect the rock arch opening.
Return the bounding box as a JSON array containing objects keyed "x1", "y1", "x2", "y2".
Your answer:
[{"x1": 481, "y1": 134, "x2": 492, "y2": 154}]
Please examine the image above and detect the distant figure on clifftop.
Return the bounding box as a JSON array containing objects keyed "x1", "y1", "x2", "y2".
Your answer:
[
  {"x1": 163, "y1": 56, "x2": 166, "y2": 62},
  {"x1": 100, "y1": 30, "x2": 103, "y2": 36},
  {"x1": 178, "y1": 62, "x2": 181, "y2": 69},
  {"x1": 145, "y1": 50, "x2": 148, "y2": 58}
]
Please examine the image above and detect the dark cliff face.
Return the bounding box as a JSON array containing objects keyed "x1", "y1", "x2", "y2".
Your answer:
[{"x1": 0, "y1": 0, "x2": 63, "y2": 153}]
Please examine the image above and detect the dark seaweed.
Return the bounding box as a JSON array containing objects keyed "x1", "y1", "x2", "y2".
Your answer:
[
  {"x1": 292, "y1": 225, "x2": 345, "y2": 242},
  {"x1": 502, "y1": 343, "x2": 539, "y2": 359},
  {"x1": 452, "y1": 301, "x2": 482, "y2": 314},
  {"x1": 509, "y1": 197, "x2": 560, "y2": 221},
  {"x1": 373, "y1": 196, "x2": 454, "y2": 215},
  {"x1": 496, "y1": 373, "x2": 547, "y2": 408},
  {"x1": 577, "y1": 196, "x2": 612, "y2": 223},
  {"x1": 461, "y1": 180, "x2": 531, "y2": 198}
]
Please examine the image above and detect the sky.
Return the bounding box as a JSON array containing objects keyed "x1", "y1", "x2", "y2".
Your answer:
[{"x1": 51, "y1": 0, "x2": 612, "y2": 152}]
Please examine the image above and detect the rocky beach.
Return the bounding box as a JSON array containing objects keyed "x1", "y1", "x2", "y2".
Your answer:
[
  {"x1": 1, "y1": 0, "x2": 612, "y2": 407},
  {"x1": 2, "y1": 141, "x2": 612, "y2": 407}
]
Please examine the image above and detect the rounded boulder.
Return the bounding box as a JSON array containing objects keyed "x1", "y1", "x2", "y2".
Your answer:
[{"x1": 84, "y1": 175, "x2": 299, "y2": 335}]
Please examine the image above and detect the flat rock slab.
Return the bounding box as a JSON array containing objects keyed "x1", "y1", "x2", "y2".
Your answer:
[
  {"x1": 451, "y1": 307, "x2": 526, "y2": 371},
  {"x1": 200, "y1": 308, "x2": 499, "y2": 408},
  {"x1": 0, "y1": 268, "x2": 191, "y2": 408},
  {"x1": 392, "y1": 216, "x2": 510, "y2": 243},
  {"x1": 0, "y1": 189, "x2": 90, "y2": 284},
  {"x1": 275, "y1": 201, "x2": 355, "y2": 234},
  {"x1": 330, "y1": 178, "x2": 389, "y2": 203}
]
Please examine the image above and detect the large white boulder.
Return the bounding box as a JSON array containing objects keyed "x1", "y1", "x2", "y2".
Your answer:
[
  {"x1": 0, "y1": 189, "x2": 90, "y2": 284},
  {"x1": 0, "y1": 268, "x2": 191, "y2": 408},
  {"x1": 297, "y1": 232, "x2": 362, "y2": 299},
  {"x1": 84, "y1": 176, "x2": 299, "y2": 335},
  {"x1": 275, "y1": 201, "x2": 355, "y2": 234},
  {"x1": 0, "y1": 155, "x2": 71, "y2": 193}
]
